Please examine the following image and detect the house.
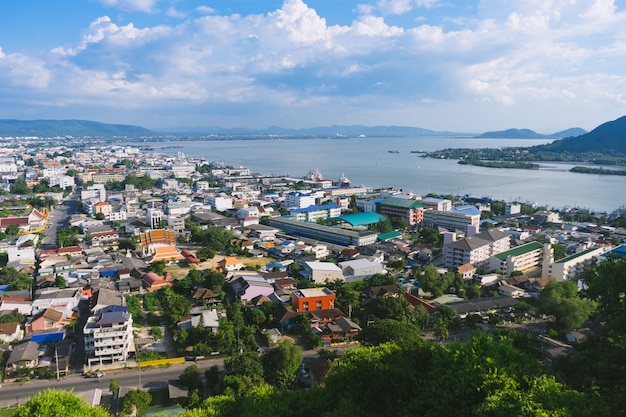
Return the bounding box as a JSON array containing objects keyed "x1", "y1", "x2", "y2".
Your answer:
[
  {"x1": 143, "y1": 272, "x2": 173, "y2": 292},
  {"x1": 229, "y1": 275, "x2": 274, "y2": 302},
  {"x1": 176, "y1": 309, "x2": 220, "y2": 332},
  {"x1": 57, "y1": 245, "x2": 84, "y2": 258},
  {"x1": 191, "y1": 287, "x2": 222, "y2": 305},
  {"x1": 5, "y1": 341, "x2": 40, "y2": 375},
  {"x1": 0, "y1": 322, "x2": 24, "y2": 343},
  {"x1": 26, "y1": 309, "x2": 64, "y2": 333},
  {"x1": 457, "y1": 263, "x2": 476, "y2": 280},
  {"x1": 31, "y1": 288, "x2": 82, "y2": 319},
  {"x1": 365, "y1": 285, "x2": 400, "y2": 299},
  {"x1": 291, "y1": 288, "x2": 336, "y2": 313},
  {"x1": 90, "y1": 288, "x2": 125, "y2": 314},
  {"x1": 498, "y1": 284, "x2": 526, "y2": 298},
  {"x1": 217, "y1": 257, "x2": 244, "y2": 272},
  {"x1": 321, "y1": 316, "x2": 361, "y2": 342}
]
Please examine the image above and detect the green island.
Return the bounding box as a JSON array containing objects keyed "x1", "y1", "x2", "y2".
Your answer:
[
  {"x1": 458, "y1": 159, "x2": 540, "y2": 169},
  {"x1": 570, "y1": 166, "x2": 626, "y2": 176}
]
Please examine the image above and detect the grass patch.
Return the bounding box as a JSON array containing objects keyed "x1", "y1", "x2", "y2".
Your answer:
[{"x1": 0, "y1": 407, "x2": 20, "y2": 417}]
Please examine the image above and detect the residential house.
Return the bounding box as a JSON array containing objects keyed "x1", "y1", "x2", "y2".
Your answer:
[
  {"x1": 31, "y1": 288, "x2": 82, "y2": 319},
  {"x1": 365, "y1": 285, "x2": 401, "y2": 299},
  {"x1": 291, "y1": 288, "x2": 336, "y2": 313},
  {"x1": 176, "y1": 309, "x2": 220, "y2": 333},
  {"x1": 217, "y1": 257, "x2": 244, "y2": 272},
  {"x1": 26, "y1": 309, "x2": 64, "y2": 333},
  {"x1": 143, "y1": 272, "x2": 173, "y2": 292},
  {"x1": 0, "y1": 322, "x2": 24, "y2": 343},
  {"x1": 5, "y1": 341, "x2": 40, "y2": 376},
  {"x1": 457, "y1": 263, "x2": 476, "y2": 280},
  {"x1": 229, "y1": 275, "x2": 275, "y2": 302},
  {"x1": 498, "y1": 284, "x2": 526, "y2": 298}
]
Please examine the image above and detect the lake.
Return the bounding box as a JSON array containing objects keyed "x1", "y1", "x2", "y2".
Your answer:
[{"x1": 139, "y1": 136, "x2": 626, "y2": 214}]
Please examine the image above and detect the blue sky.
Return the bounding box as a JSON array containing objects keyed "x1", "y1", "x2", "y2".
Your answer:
[{"x1": 1, "y1": 0, "x2": 625, "y2": 133}]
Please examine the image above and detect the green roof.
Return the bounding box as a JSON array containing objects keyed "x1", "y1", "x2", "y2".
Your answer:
[
  {"x1": 378, "y1": 231, "x2": 402, "y2": 241},
  {"x1": 336, "y1": 212, "x2": 385, "y2": 226},
  {"x1": 380, "y1": 197, "x2": 424, "y2": 209},
  {"x1": 494, "y1": 241, "x2": 544, "y2": 261},
  {"x1": 555, "y1": 246, "x2": 601, "y2": 263}
]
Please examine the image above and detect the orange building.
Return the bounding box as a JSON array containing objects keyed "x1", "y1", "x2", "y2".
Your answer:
[{"x1": 290, "y1": 288, "x2": 336, "y2": 313}]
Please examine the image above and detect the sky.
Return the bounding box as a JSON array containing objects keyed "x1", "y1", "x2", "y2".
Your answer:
[{"x1": 1, "y1": 0, "x2": 626, "y2": 133}]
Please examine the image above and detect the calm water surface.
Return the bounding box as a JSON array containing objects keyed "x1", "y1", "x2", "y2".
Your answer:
[{"x1": 141, "y1": 137, "x2": 625, "y2": 214}]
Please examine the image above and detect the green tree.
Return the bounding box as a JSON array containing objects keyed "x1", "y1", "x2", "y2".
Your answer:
[
  {"x1": 180, "y1": 364, "x2": 204, "y2": 393},
  {"x1": 225, "y1": 351, "x2": 265, "y2": 382},
  {"x1": 0, "y1": 311, "x2": 25, "y2": 323},
  {"x1": 538, "y1": 280, "x2": 596, "y2": 332},
  {"x1": 357, "y1": 319, "x2": 423, "y2": 347},
  {"x1": 18, "y1": 389, "x2": 109, "y2": 417},
  {"x1": 120, "y1": 389, "x2": 151, "y2": 416},
  {"x1": 0, "y1": 267, "x2": 32, "y2": 290},
  {"x1": 147, "y1": 260, "x2": 167, "y2": 276},
  {"x1": 5, "y1": 223, "x2": 21, "y2": 237},
  {"x1": 262, "y1": 340, "x2": 302, "y2": 389},
  {"x1": 118, "y1": 238, "x2": 136, "y2": 251},
  {"x1": 10, "y1": 178, "x2": 31, "y2": 195},
  {"x1": 55, "y1": 275, "x2": 66, "y2": 288},
  {"x1": 109, "y1": 378, "x2": 120, "y2": 394},
  {"x1": 582, "y1": 257, "x2": 626, "y2": 331}
]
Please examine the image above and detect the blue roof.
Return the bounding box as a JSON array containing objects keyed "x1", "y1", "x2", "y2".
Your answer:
[
  {"x1": 452, "y1": 205, "x2": 481, "y2": 216},
  {"x1": 290, "y1": 203, "x2": 339, "y2": 213},
  {"x1": 606, "y1": 244, "x2": 626, "y2": 258},
  {"x1": 31, "y1": 331, "x2": 65, "y2": 343}
]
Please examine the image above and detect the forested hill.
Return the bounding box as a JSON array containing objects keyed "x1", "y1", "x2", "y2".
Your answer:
[
  {"x1": 0, "y1": 119, "x2": 153, "y2": 137},
  {"x1": 537, "y1": 115, "x2": 626, "y2": 154},
  {"x1": 477, "y1": 127, "x2": 586, "y2": 139}
]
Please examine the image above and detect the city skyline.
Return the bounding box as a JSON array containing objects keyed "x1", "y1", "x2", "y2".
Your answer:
[{"x1": 1, "y1": 0, "x2": 626, "y2": 133}]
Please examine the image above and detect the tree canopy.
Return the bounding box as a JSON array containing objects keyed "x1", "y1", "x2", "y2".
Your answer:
[{"x1": 18, "y1": 389, "x2": 109, "y2": 417}]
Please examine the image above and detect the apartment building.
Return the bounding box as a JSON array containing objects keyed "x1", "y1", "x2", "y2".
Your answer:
[
  {"x1": 547, "y1": 246, "x2": 605, "y2": 282},
  {"x1": 378, "y1": 197, "x2": 424, "y2": 226},
  {"x1": 489, "y1": 241, "x2": 551, "y2": 277},
  {"x1": 443, "y1": 229, "x2": 511, "y2": 270},
  {"x1": 83, "y1": 306, "x2": 134, "y2": 367}
]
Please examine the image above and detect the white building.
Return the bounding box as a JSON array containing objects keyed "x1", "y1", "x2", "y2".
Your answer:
[
  {"x1": 505, "y1": 203, "x2": 522, "y2": 216},
  {"x1": 547, "y1": 246, "x2": 605, "y2": 282},
  {"x1": 84, "y1": 307, "x2": 134, "y2": 367},
  {"x1": 339, "y1": 258, "x2": 385, "y2": 282},
  {"x1": 302, "y1": 261, "x2": 344, "y2": 283},
  {"x1": 443, "y1": 229, "x2": 511, "y2": 270},
  {"x1": 147, "y1": 206, "x2": 164, "y2": 229},
  {"x1": 284, "y1": 192, "x2": 316, "y2": 209},
  {"x1": 206, "y1": 194, "x2": 234, "y2": 212},
  {"x1": 81, "y1": 184, "x2": 106, "y2": 202}
]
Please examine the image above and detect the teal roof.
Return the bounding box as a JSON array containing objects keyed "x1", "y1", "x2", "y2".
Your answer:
[
  {"x1": 378, "y1": 231, "x2": 402, "y2": 241},
  {"x1": 380, "y1": 197, "x2": 424, "y2": 209},
  {"x1": 336, "y1": 212, "x2": 385, "y2": 226}
]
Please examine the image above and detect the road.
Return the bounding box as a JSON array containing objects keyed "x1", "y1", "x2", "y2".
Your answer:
[
  {"x1": 0, "y1": 358, "x2": 223, "y2": 407},
  {"x1": 0, "y1": 344, "x2": 358, "y2": 407},
  {"x1": 41, "y1": 188, "x2": 79, "y2": 248}
]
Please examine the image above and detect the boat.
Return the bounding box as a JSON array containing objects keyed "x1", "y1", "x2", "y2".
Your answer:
[
  {"x1": 338, "y1": 173, "x2": 351, "y2": 187},
  {"x1": 305, "y1": 168, "x2": 324, "y2": 182},
  {"x1": 388, "y1": 150, "x2": 400, "y2": 154}
]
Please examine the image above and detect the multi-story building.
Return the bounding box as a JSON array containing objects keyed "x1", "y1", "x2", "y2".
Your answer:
[
  {"x1": 443, "y1": 229, "x2": 511, "y2": 270},
  {"x1": 489, "y1": 241, "x2": 550, "y2": 277},
  {"x1": 291, "y1": 287, "x2": 336, "y2": 312},
  {"x1": 423, "y1": 208, "x2": 480, "y2": 231},
  {"x1": 83, "y1": 306, "x2": 133, "y2": 367},
  {"x1": 206, "y1": 194, "x2": 234, "y2": 212},
  {"x1": 547, "y1": 246, "x2": 605, "y2": 281},
  {"x1": 378, "y1": 197, "x2": 424, "y2": 226},
  {"x1": 288, "y1": 203, "x2": 341, "y2": 222},
  {"x1": 269, "y1": 217, "x2": 378, "y2": 247},
  {"x1": 420, "y1": 197, "x2": 453, "y2": 211},
  {"x1": 284, "y1": 192, "x2": 316, "y2": 209}
]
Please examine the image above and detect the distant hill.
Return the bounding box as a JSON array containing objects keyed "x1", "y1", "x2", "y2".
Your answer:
[
  {"x1": 537, "y1": 116, "x2": 626, "y2": 154},
  {"x1": 0, "y1": 119, "x2": 154, "y2": 137},
  {"x1": 477, "y1": 127, "x2": 586, "y2": 139},
  {"x1": 157, "y1": 124, "x2": 469, "y2": 137}
]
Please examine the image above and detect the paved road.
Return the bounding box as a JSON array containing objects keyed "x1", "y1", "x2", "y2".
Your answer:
[{"x1": 0, "y1": 358, "x2": 223, "y2": 407}]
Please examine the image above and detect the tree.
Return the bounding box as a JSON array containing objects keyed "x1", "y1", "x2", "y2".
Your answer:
[
  {"x1": 120, "y1": 389, "x2": 151, "y2": 416},
  {"x1": 357, "y1": 319, "x2": 423, "y2": 347},
  {"x1": 0, "y1": 267, "x2": 32, "y2": 290},
  {"x1": 10, "y1": 178, "x2": 31, "y2": 194},
  {"x1": 55, "y1": 275, "x2": 66, "y2": 288},
  {"x1": 225, "y1": 351, "x2": 264, "y2": 381},
  {"x1": 18, "y1": 389, "x2": 109, "y2": 417},
  {"x1": 538, "y1": 280, "x2": 596, "y2": 332},
  {"x1": 0, "y1": 310, "x2": 24, "y2": 324},
  {"x1": 147, "y1": 260, "x2": 167, "y2": 276},
  {"x1": 180, "y1": 364, "x2": 204, "y2": 393},
  {"x1": 5, "y1": 223, "x2": 21, "y2": 238},
  {"x1": 94, "y1": 212, "x2": 105, "y2": 220},
  {"x1": 582, "y1": 257, "x2": 626, "y2": 331},
  {"x1": 118, "y1": 238, "x2": 136, "y2": 251},
  {"x1": 262, "y1": 340, "x2": 302, "y2": 389},
  {"x1": 109, "y1": 378, "x2": 120, "y2": 394}
]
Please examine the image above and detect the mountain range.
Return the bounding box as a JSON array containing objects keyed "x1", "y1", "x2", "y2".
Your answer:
[
  {"x1": 476, "y1": 127, "x2": 587, "y2": 139},
  {"x1": 0, "y1": 117, "x2": 625, "y2": 154}
]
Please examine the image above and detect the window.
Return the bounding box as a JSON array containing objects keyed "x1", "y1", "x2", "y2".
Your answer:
[
  {"x1": 303, "y1": 302, "x2": 309, "y2": 311},
  {"x1": 316, "y1": 300, "x2": 322, "y2": 310}
]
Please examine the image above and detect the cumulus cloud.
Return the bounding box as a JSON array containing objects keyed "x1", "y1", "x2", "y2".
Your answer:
[{"x1": 2, "y1": 0, "x2": 626, "y2": 130}]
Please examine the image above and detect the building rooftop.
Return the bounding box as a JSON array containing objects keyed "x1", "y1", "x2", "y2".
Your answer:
[{"x1": 493, "y1": 241, "x2": 544, "y2": 261}]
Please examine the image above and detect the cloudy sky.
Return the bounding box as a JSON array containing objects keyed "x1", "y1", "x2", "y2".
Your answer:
[{"x1": 1, "y1": 0, "x2": 625, "y2": 133}]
